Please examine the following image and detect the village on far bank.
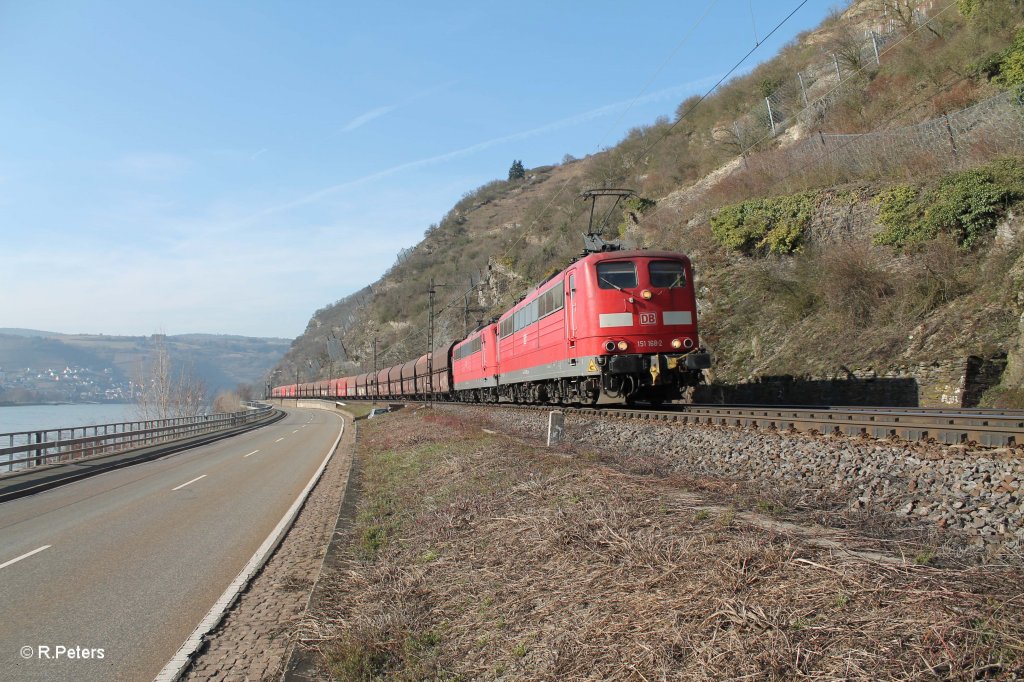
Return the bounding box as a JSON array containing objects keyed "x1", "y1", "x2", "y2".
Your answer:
[{"x1": 0, "y1": 364, "x2": 133, "y2": 405}]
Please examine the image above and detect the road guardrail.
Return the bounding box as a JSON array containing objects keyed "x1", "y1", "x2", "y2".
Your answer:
[{"x1": 0, "y1": 406, "x2": 276, "y2": 473}]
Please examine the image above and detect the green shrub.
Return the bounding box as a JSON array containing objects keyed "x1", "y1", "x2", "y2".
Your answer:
[
  {"x1": 618, "y1": 196, "x2": 657, "y2": 237},
  {"x1": 928, "y1": 163, "x2": 1022, "y2": 247},
  {"x1": 873, "y1": 159, "x2": 1024, "y2": 250},
  {"x1": 993, "y1": 28, "x2": 1024, "y2": 88},
  {"x1": 758, "y1": 77, "x2": 784, "y2": 98},
  {"x1": 956, "y1": 0, "x2": 981, "y2": 17},
  {"x1": 872, "y1": 185, "x2": 931, "y2": 249},
  {"x1": 710, "y1": 193, "x2": 817, "y2": 255}
]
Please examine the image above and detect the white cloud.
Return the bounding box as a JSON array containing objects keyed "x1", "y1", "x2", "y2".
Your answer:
[{"x1": 341, "y1": 105, "x2": 398, "y2": 133}]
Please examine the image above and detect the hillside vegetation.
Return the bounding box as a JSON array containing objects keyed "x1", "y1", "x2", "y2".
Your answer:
[{"x1": 278, "y1": 0, "x2": 1024, "y2": 407}]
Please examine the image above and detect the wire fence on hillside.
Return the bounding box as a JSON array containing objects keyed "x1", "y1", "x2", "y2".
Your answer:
[
  {"x1": 729, "y1": 1, "x2": 932, "y2": 149},
  {"x1": 742, "y1": 85, "x2": 1024, "y2": 186}
]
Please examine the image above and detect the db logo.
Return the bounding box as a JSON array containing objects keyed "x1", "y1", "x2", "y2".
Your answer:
[{"x1": 639, "y1": 312, "x2": 657, "y2": 325}]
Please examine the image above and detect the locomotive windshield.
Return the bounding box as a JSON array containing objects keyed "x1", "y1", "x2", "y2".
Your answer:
[
  {"x1": 649, "y1": 260, "x2": 686, "y2": 288},
  {"x1": 596, "y1": 261, "x2": 637, "y2": 290}
]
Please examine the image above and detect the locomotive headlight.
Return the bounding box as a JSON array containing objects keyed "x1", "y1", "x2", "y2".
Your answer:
[
  {"x1": 617, "y1": 340, "x2": 629, "y2": 351},
  {"x1": 604, "y1": 340, "x2": 617, "y2": 352},
  {"x1": 641, "y1": 289, "x2": 653, "y2": 300},
  {"x1": 671, "y1": 338, "x2": 683, "y2": 349}
]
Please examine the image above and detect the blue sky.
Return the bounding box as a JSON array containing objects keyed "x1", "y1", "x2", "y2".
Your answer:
[{"x1": 0, "y1": 0, "x2": 842, "y2": 339}]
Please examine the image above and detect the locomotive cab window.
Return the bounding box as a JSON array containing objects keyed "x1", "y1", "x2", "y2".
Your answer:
[
  {"x1": 596, "y1": 261, "x2": 637, "y2": 290},
  {"x1": 649, "y1": 261, "x2": 686, "y2": 288}
]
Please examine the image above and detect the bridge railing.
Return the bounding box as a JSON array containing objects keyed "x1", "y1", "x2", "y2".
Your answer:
[{"x1": 0, "y1": 405, "x2": 275, "y2": 473}]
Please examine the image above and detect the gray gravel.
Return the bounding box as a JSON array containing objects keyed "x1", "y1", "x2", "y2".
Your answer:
[{"x1": 450, "y1": 405, "x2": 1024, "y2": 554}]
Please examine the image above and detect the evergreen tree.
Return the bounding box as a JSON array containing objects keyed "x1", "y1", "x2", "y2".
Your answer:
[{"x1": 508, "y1": 159, "x2": 526, "y2": 180}]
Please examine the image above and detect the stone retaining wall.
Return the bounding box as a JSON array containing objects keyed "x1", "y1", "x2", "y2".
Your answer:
[{"x1": 696, "y1": 356, "x2": 1008, "y2": 408}]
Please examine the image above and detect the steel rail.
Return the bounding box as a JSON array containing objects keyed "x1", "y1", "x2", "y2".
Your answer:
[
  {"x1": 509, "y1": 403, "x2": 1024, "y2": 447},
  {"x1": 301, "y1": 397, "x2": 1023, "y2": 447},
  {"x1": 280, "y1": 396, "x2": 1024, "y2": 446}
]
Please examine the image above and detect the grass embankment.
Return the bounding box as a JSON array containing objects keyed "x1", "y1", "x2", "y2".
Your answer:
[
  {"x1": 339, "y1": 402, "x2": 377, "y2": 419},
  {"x1": 311, "y1": 408, "x2": 1024, "y2": 681}
]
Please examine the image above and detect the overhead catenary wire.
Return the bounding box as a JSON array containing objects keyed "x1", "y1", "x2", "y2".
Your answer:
[
  {"x1": 632, "y1": 0, "x2": 963, "y2": 229},
  {"x1": 366, "y1": 1, "x2": 720, "y2": 367},
  {"x1": 734, "y1": 0, "x2": 961, "y2": 161},
  {"x1": 361, "y1": 0, "x2": 821, "y2": 372},
  {"x1": 634, "y1": 0, "x2": 811, "y2": 164}
]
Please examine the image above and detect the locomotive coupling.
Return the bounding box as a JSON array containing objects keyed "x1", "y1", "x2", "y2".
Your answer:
[
  {"x1": 604, "y1": 351, "x2": 710, "y2": 385},
  {"x1": 605, "y1": 354, "x2": 644, "y2": 375},
  {"x1": 681, "y1": 350, "x2": 711, "y2": 370}
]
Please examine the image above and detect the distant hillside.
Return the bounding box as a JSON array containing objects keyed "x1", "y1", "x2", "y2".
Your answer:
[
  {"x1": 0, "y1": 328, "x2": 65, "y2": 338},
  {"x1": 277, "y1": 0, "x2": 1024, "y2": 407},
  {"x1": 0, "y1": 331, "x2": 290, "y2": 396}
]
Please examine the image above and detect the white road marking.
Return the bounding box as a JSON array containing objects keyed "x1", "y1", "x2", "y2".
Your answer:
[
  {"x1": 0, "y1": 545, "x2": 51, "y2": 570},
  {"x1": 275, "y1": 437, "x2": 285, "y2": 442},
  {"x1": 292, "y1": 430, "x2": 299, "y2": 434},
  {"x1": 243, "y1": 450, "x2": 260, "y2": 458},
  {"x1": 172, "y1": 475, "x2": 207, "y2": 491},
  {"x1": 155, "y1": 412, "x2": 347, "y2": 682},
  {"x1": 482, "y1": 429, "x2": 497, "y2": 434}
]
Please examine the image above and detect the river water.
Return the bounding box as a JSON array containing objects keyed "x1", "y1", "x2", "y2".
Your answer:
[
  {"x1": 0, "y1": 403, "x2": 139, "y2": 471},
  {"x1": 0, "y1": 403, "x2": 137, "y2": 436}
]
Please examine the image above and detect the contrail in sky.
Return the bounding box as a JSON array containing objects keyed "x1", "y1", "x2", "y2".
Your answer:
[
  {"x1": 245, "y1": 75, "x2": 719, "y2": 222},
  {"x1": 341, "y1": 105, "x2": 398, "y2": 132}
]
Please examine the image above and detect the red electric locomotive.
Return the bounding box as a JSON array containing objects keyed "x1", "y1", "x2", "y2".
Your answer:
[
  {"x1": 452, "y1": 322, "x2": 499, "y2": 402},
  {"x1": 487, "y1": 247, "x2": 708, "y2": 405},
  {"x1": 271, "y1": 189, "x2": 710, "y2": 406}
]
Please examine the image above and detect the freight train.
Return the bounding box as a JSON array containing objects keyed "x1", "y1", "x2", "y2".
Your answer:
[{"x1": 273, "y1": 245, "x2": 711, "y2": 407}]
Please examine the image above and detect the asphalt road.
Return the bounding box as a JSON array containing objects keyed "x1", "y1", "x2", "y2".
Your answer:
[{"x1": 0, "y1": 407, "x2": 343, "y2": 682}]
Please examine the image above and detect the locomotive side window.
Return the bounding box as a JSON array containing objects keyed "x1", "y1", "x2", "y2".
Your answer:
[
  {"x1": 649, "y1": 261, "x2": 686, "y2": 288},
  {"x1": 514, "y1": 300, "x2": 539, "y2": 332},
  {"x1": 597, "y1": 261, "x2": 637, "y2": 290},
  {"x1": 454, "y1": 336, "x2": 483, "y2": 360},
  {"x1": 502, "y1": 281, "x2": 565, "y2": 338},
  {"x1": 537, "y1": 281, "x2": 564, "y2": 318}
]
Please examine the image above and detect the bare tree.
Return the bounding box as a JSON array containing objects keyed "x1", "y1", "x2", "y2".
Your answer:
[
  {"x1": 134, "y1": 336, "x2": 208, "y2": 419},
  {"x1": 212, "y1": 391, "x2": 241, "y2": 413},
  {"x1": 235, "y1": 383, "x2": 255, "y2": 402},
  {"x1": 829, "y1": 22, "x2": 868, "y2": 73},
  {"x1": 172, "y1": 360, "x2": 207, "y2": 417}
]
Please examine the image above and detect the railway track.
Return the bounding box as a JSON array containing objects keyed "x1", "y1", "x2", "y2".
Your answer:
[
  {"x1": 418, "y1": 400, "x2": 1024, "y2": 447},
  {"x1": 524, "y1": 403, "x2": 1024, "y2": 447},
  {"x1": 294, "y1": 397, "x2": 1024, "y2": 447}
]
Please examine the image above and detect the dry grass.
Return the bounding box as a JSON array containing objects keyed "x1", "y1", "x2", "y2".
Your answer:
[{"x1": 299, "y1": 409, "x2": 1024, "y2": 681}]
